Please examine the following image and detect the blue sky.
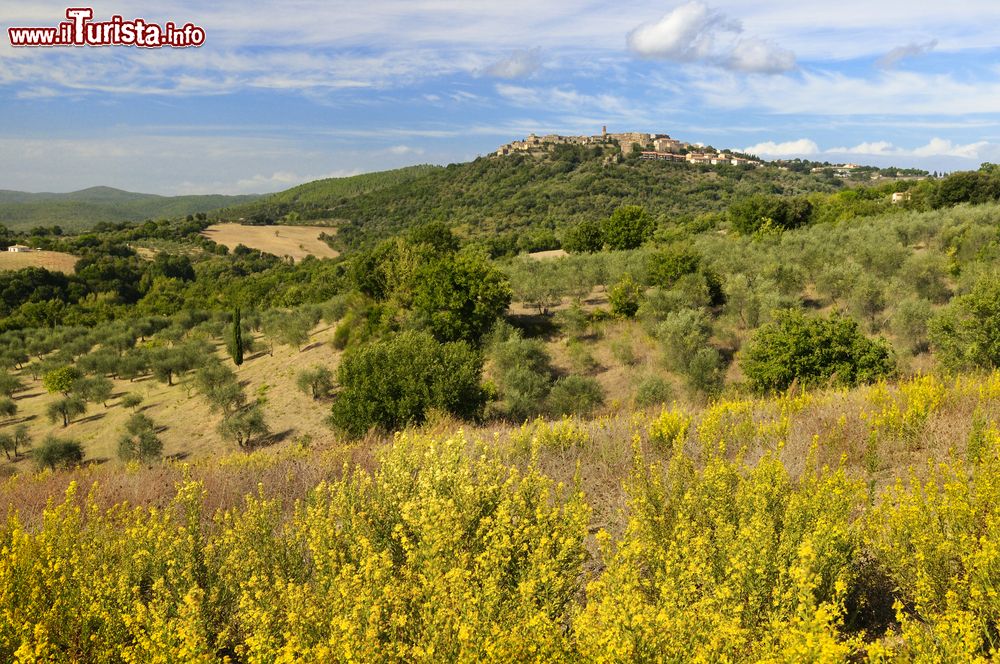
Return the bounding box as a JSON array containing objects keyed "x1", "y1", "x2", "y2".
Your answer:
[{"x1": 2, "y1": 0, "x2": 1000, "y2": 194}]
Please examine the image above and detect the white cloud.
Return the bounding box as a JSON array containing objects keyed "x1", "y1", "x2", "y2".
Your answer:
[
  {"x1": 486, "y1": 48, "x2": 542, "y2": 78},
  {"x1": 743, "y1": 138, "x2": 819, "y2": 156},
  {"x1": 826, "y1": 141, "x2": 896, "y2": 155},
  {"x1": 627, "y1": 1, "x2": 795, "y2": 74},
  {"x1": 627, "y1": 2, "x2": 737, "y2": 61},
  {"x1": 727, "y1": 37, "x2": 796, "y2": 74},
  {"x1": 911, "y1": 138, "x2": 988, "y2": 159},
  {"x1": 876, "y1": 40, "x2": 938, "y2": 69},
  {"x1": 811, "y1": 138, "x2": 992, "y2": 160}
]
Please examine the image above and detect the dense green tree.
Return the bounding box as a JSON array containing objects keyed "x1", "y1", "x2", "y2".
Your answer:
[
  {"x1": 741, "y1": 310, "x2": 895, "y2": 393},
  {"x1": 42, "y1": 366, "x2": 82, "y2": 395},
  {"x1": 562, "y1": 220, "x2": 603, "y2": 253},
  {"x1": 411, "y1": 254, "x2": 512, "y2": 344},
  {"x1": 645, "y1": 245, "x2": 701, "y2": 288},
  {"x1": 729, "y1": 194, "x2": 813, "y2": 234},
  {"x1": 933, "y1": 171, "x2": 1000, "y2": 208},
  {"x1": 406, "y1": 221, "x2": 460, "y2": 255},
  {"x1": 329, "y1": 331, "x2": 486, "y2": 437},
  {"x1": 601, "y1": 205, "x2": 655, "y2": 250}
]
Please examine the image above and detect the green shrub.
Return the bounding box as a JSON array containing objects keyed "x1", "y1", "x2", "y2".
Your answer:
[
  {"x1": 645, "y1": 245, "x2": 701, "y2": 288},
  {"x1": 0, "y1": 372, "x2": 24, "y2": 398},
  {"x1": 297, "y1": 366, "x2": 335, "y2": 400},
  {"x1": 0, "y1": 397, "x2": 16, "y2": 421},
  {"x1": 658, "y1": 308, "x2": 712, "y2": 373},
  {"x1": 32, "y1": 435, "x2": 84, "y2": 470},
  {"x1": 219, "y1": 405, "x2": 270, "y2": 450},
  {"x1": 685, "y1": 347, "x2": 725, "y2": 396},
  {"x1": 609, "y1": 274, "x2": 642, "y2": 318},
  {"x1": 741, "y1": 310, "x2": 895, "y2": 393},
  {"x1": 891, "y1": 298, "x2": 933, "y2": 354},
  {"x1": 46, "y1": 396, "x2": 87, "y2": 427},
  {"x1": 547, "y1": 375, "x2": 605, "y2": 417},
  {"x1": 611, "y1": 338, "x2": 638, "y2": 366},
  {"x1": 565, "y1": 339, "x2": 599, "y2": 374},
  {"x1": 487, "y1": 324, "x2": 554, "y2": 421},
  {"x1": 117, "y1": 413, "x2": 163, "y2": 464},
  {"x1": 329, "y1": 331, "x2": 486, "y2": 436},
  {"x1": 120, "y1": 392, "x2": 143, "y2": 411},
  {"x1": 634, "y1": 375, "x2": 674, "y2": 408},
  {"x1": 930, "y1": 274, "x2": 1000, "y2": 371}
]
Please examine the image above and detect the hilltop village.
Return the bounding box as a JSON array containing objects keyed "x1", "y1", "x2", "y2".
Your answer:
[{"x1": 495, "y1": 126, "x2": 763, "y2": 167}]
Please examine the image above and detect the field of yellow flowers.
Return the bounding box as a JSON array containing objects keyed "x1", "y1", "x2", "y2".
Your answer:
[{"x1": 3, "y1": 372, "x2": 1000, "y2": 661}]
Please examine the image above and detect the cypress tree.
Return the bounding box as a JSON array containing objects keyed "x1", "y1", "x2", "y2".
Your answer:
[{"x1": 229, "y1": 308, "x2": 244, "y2": 366}]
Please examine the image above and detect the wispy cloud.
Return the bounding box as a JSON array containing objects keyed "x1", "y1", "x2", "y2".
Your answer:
[
  {"x1": 876, "y1": 40, "x2": 938, "y2": 69},
  {"x1": 485, "y1": 48, "x2": 543, "y2": 79}
]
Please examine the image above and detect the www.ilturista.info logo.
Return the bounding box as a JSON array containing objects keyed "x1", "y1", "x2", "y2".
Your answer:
[{"x1": 7, "y1": 8, "x2": 205, "y2": 48}]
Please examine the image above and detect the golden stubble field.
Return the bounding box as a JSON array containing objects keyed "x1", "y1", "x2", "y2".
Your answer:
[
  {"x1": 0, "y1": 250, "x2": 78, "y2": 273},
  {"x1": 201, "y1": 224, "x2": 340, "y2": 261}
]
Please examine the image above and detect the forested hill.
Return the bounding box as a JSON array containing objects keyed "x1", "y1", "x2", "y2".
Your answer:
[
  {"x1": 215, "y1": 146, "x2": 848, "y2": 250},
  {"x1": 0, "y1": 187, "x2": 258, "y2": 232},
  {"x1": 215, "y1": 165, "x2": 444, "y2": 224}
]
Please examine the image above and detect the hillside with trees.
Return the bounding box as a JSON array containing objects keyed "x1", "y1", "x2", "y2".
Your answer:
[
  {"x1": 4, "y1": 160, "x2": 1000, "y2": 659},
  {"x1": 0, "y1": 186, "x2": 259, "y2": 232}
]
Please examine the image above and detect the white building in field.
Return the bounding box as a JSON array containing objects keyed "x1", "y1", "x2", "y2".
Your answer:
[{"x1": 7, "y1": 245, "x2": 31, "y2": 253}]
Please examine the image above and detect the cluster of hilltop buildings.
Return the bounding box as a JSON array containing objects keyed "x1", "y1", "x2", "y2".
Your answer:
[{"x1": 495, "y1": 127, "x2": 762, "y2": 167}]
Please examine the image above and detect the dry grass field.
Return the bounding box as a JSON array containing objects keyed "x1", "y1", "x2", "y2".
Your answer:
[
  {"x1": 527, "y1": 248, "x2": 568, "y2": 260},
  {"x1": 0, "y1": 250, "x2": 78, "y2": 273},
  {"x1": 0, "y1": 323, "x2": 344, "y2": 473},
  {"x1": 201, "y1": 223, "x2": 340, "y2": 261}
]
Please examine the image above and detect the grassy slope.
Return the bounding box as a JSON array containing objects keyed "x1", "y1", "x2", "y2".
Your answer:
[
  {"x1": 0, "y1": 186, "x2": 259, "y2": 232},
  {"x1": 1, "y1": 324, "x2": 344, "y2": 467}
]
